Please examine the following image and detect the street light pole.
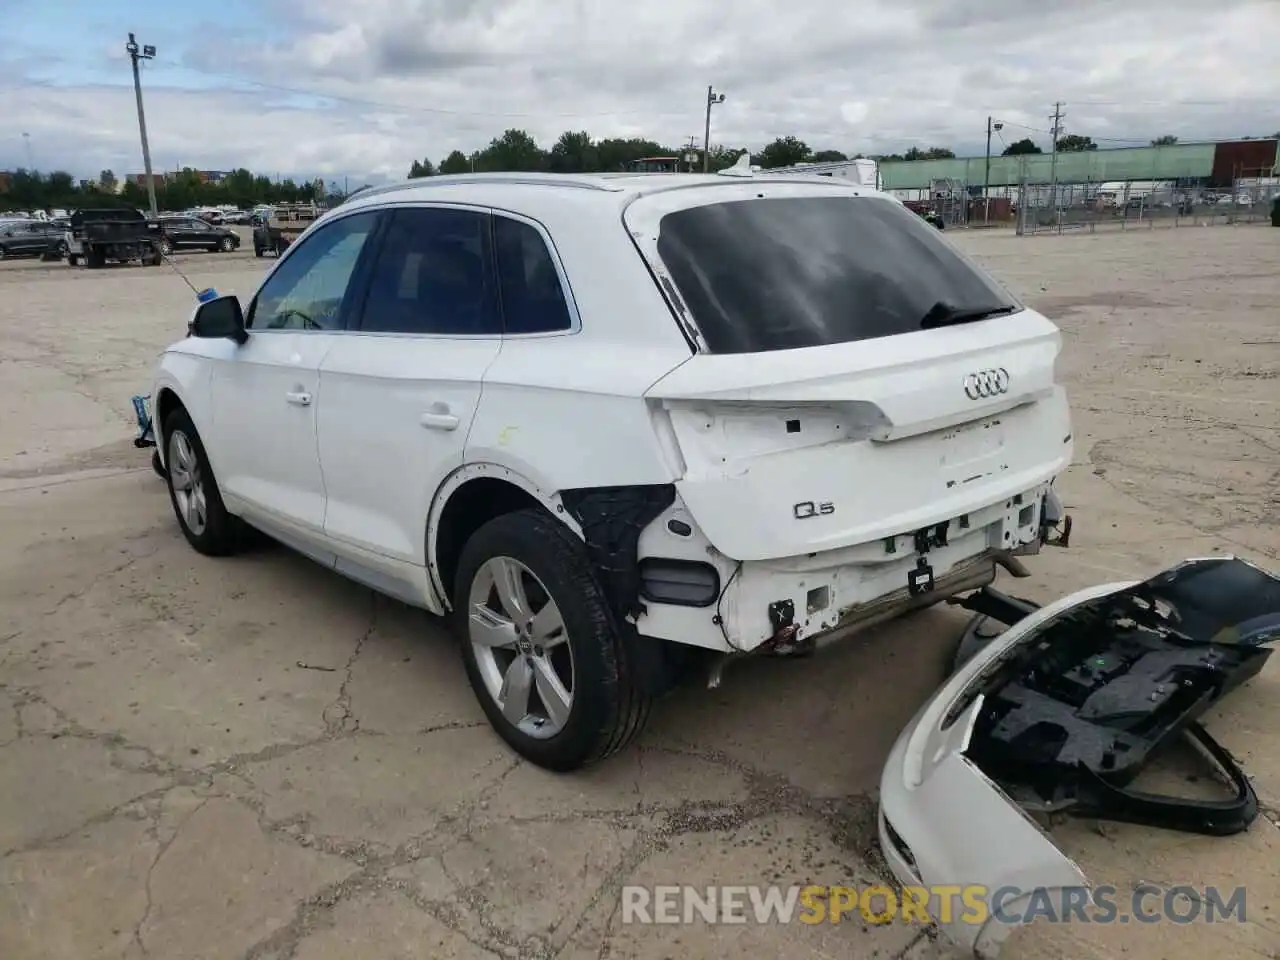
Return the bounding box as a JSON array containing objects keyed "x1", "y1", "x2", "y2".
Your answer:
[
  {"x1": 126, "y1": 33, "x2": 159, "y2": 218},
  {"x1": 983, "y1": 117, "x2": 1003, "y2": 224},
  {"x1": 703, "y1": 86, "x2": 725, "y2": 173},
  {"x1": 1049, "y1": 101, "x2": 1066, "y2": 232}
]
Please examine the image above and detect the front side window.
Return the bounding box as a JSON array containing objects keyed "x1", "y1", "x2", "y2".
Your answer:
[
  {"x1": 356, "y1": 207, "x2": 499, "y2": 336},
  {"x1": 249, "y1": 211, "x2": 377, "y2": 331},
  {"x1": 654, "y1": 196, "x2": 1019, "y2": 354},
  {"x1": 493, "y1": 216, "x2": 573, "y2": 334}
]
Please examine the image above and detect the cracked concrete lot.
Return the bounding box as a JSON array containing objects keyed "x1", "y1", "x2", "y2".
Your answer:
[{"x1": 1, "y1": 226, "x2": 1278, "y2": 960}]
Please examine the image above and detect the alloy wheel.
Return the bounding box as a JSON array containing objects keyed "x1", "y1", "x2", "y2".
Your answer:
[
  {"x1": 468, "y1": 556, "x2": 574, "y2": 739},
  {"x1": 168, "y1": 429, "x2": 208, "y2": 536}
]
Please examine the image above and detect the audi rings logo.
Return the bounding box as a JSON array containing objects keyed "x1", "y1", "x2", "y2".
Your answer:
[{"x1": 962, "y1": 368, "x2": 1011, "y2": 400}]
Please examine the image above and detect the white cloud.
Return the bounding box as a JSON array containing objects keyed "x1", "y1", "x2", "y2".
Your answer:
[{"x1": 2, "y1": 0, "x2": 1278, "y2": 183}]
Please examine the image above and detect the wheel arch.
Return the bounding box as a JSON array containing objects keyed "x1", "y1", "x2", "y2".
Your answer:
[
  {"x1": 427, "y1": 462, "x2": 583, "y2": 612},
  {"x1": 151, "y1": 365, "x2": 212, "y2": 471}
]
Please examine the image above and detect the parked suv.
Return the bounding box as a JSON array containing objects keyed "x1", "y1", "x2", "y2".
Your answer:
[
  {"x1": 150, "y1": 171, "x2": 1073, "y2": 771},
  {"x1": 0, "y1": 218, "x2": 66, "y2": 259},
  {"x1": 157, "y1": 216, "x2": 240, "y2": 255}
]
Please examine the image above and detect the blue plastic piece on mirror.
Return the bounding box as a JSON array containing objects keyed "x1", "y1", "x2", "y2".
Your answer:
[{"x1": 196, "y1": 288, "x2": 218, "y2": 303}]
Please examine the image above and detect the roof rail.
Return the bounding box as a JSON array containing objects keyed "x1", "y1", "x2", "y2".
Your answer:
[{"x1": 345, "y1": 172, "x2": 620, "y2": 204}]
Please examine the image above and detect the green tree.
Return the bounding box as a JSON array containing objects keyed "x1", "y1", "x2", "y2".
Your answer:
[
  {"x1": 476, "y1": 129, "x2": 545, "y2": 172},
  {"x1": 1150, "y1": 135, "x2": 1178, "y2": 146},
  {"x1": 438, "y1": 150, "x2": 471, "y2": 174},
  {"x1": 755, "y1": 136, "x2": 811, "y2": 169},
  {"x1": 1002, "y1": 138, "x2": 1042, "y2": 156},
  {"x1": 704, "y1": 145, "x2": 744, "y2": 172},
  {"x1": 595, "y1": 137, "x2": 672, "y2": 172},
  {"x1": 222, "y1": 168, "x2": 258, "y2": 207},
  {"x1": 120, "y1": 180, "x2": 147, "y2": 208},
  {"x1": 896, "y1": 146, "x2": 955, "y2": 161},
  {"x1": 408, "y1": 158, "x2": 436, "y2": 178},
  {"x1": 1055, "y1": 134, "x2": 1097, "y2": 152},
  {"x1": 98, "y1": 169, "x2": 117, "y2": 192},
  {"x1": 548, "y1": 131, "x2": 598, "y2": 173},
  {"x1": 811, "y1": 149, "x2": 848, "y2": 163}
]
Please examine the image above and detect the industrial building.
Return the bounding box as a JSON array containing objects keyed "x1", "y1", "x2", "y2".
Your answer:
[{"x1": 878, "y1": 138, "x2": 1278, "y2": 191}]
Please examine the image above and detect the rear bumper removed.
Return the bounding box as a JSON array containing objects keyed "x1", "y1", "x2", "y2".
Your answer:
[{"x1": 634, "y1": 480, "x2": 1063, "y2": 659}]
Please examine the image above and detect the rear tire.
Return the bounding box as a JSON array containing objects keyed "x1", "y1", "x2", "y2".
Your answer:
[
  {"x1": 454, "y1": 508, "x2": 651, "y2": 772},
  {"x1": 161, "y1": 408, "x2": 243, "y2": 556},
  {"x1": 158, "y1": 239, "x2": 173, "y2": 257}
]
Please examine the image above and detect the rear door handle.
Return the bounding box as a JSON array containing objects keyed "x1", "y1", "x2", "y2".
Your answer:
[
  {"x1": 285, "y1": 390, "x2": 312, "y2": 406},
  {"x1": 420, "y1": 408, "x2": 460, "y2": 431}
]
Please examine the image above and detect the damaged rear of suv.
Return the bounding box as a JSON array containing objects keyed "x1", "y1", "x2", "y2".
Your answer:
[{"x1": 625, "y1": 181, "x2": 1073, "y2": 669}]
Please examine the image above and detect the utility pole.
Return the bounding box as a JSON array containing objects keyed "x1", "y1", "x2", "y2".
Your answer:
[
  {"x1": 983, "y1": 117, "x2": 1003, "y2": 224},
  {"x1": 703, "y1": 86, "x2": 726, "y2": 173},
  {"x1": 1048, "y1": 101, "x2": 1066, "y2": 231},
  {"x1": 684, "y1": 135, "x2": 698, "y2": 173},
  {"x1": 126, "y1": 33, "x2": 158, "y2": 217}
]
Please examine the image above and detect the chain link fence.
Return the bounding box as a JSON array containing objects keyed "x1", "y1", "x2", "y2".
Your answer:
[
  {"x1": 1014, "y1": 167, "x2": 1279, "y2": 234},
  {"x1": 890, "y1": 164, "x2": 1279, "y2": 234}
]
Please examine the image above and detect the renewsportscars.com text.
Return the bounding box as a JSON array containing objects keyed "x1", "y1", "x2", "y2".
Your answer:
[{"x1": 620, "y1": 884, "x2": 1247, "y2": 927}]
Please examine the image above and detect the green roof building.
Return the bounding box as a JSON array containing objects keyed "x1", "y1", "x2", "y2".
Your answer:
[{"x1": 880, "y1": 140, "x2": 1279, "y2": 191}]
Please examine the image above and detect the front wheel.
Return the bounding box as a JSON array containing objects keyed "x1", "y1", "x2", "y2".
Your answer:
[
  {"x1": 220, "y1": 236, "x2": 236, "y2": 252},
  {"x1": 162, "y1": 408, "x2": 244, "y2": 556},
  {"x1": 455, "y1": 509, "x2": 651, "y2": 772},
  {"x1": 157, "y1": 239, "x2": 173, "y2": 257}
]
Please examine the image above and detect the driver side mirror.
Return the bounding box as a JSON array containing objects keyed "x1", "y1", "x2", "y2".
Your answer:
[{"x1": 190, "y1": 295, "x2": 248, "y2": 344}]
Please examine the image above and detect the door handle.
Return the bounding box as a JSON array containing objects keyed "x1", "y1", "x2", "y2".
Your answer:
[
  {"x1": 285, "y1": 390, "x2": 312, "y2": 406},
  {"x1": 420, "y1": 409, "x2": 460, "y2": 431}
]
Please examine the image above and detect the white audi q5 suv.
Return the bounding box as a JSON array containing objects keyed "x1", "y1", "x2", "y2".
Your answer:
[{"x1": 150, "y1": 168, "x2": 1073, "y2": 771}]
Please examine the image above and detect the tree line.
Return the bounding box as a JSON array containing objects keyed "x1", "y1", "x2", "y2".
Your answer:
[
  {"x1": 6, "y1": 127, "x2": 1272, "y2": 213},
  {"x1": 403, "y1": 129, "x2": 1204, "y2": 178},
  {"x1": 1, "y1": 167, "x2": 335, "y2": 214},
  {"x1": 408, "y1": 130, "x2": 863, "y2": 178}
]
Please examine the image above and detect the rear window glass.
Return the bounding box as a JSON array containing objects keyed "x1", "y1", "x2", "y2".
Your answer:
[{"x1": 655, "y1": 196, "x2": 1018, "y2": 354}]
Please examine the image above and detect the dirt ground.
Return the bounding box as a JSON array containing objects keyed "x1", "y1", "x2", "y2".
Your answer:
[{"x1": 0, "y1": 225, "x2": 1277, "y2": 960}]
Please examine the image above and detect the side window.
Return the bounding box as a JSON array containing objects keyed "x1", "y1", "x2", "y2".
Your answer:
[
  {"x1": 249, "y1": 211, "x2": 377, "y2": 331},
  {"x1": 356, "y1": 207, "x2": 499, "y2": 336},
  {"x1": 493, "y1": 216, "x2": 573, "y2": 334}
]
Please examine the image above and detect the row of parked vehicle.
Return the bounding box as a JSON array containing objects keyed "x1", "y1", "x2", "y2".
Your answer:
[{"x1": 0, "y1": 210, "x2": 242, "y2": 264}]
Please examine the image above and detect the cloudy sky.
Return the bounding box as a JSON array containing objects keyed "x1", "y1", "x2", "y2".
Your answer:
[{"x1": 2, "y1": 0, "x2": 1278, "y2": 185}]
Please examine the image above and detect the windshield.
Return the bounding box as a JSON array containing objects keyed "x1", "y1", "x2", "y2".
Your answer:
[{"x1": 654, "y1": 196, "x2": 1019, "y2": 354}]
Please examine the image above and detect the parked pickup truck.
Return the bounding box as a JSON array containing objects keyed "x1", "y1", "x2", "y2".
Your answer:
[
  {"x1": 252, "y1": 202, "x2": 320, "y2": 257},
  {"x1": 66, "y1": 208, "x2": 162, "y2": 268}
]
